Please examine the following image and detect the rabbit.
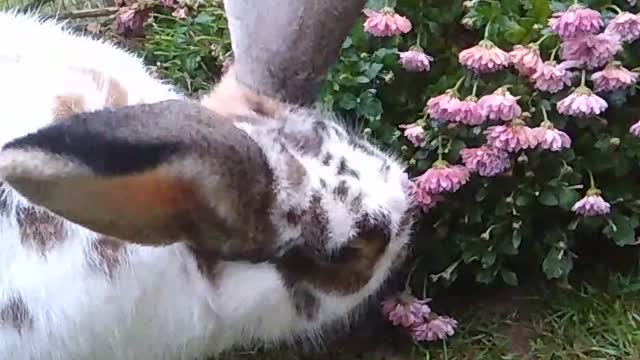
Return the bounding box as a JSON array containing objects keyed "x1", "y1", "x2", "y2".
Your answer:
[{"x1": 0, "y1": 9, "x2": 416, "y2": 360}]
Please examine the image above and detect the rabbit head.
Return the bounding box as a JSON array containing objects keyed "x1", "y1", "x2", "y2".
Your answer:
[{"x1": 0, "y1": 96, "x2": 416, "y2": 321}]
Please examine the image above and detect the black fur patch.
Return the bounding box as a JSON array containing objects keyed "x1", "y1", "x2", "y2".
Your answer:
[
  {"x1": 337, "y1": 157, "x2": 360, "y2": 179},
  {"x1": 333, "y1": 180, "x2": 350, "y2": 202},
  {"x1": 4, "y1": 114, "x2": 182, "y2": 176}
]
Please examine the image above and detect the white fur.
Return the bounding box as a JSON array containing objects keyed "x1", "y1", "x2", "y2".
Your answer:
[{"x1": 0, "y1": 11, "x2": 413, "y2": 360}]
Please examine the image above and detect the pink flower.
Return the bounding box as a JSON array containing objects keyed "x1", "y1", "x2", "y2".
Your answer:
[
  {"x1": 560, "y1": 33, "x2": 622, "y2": 69},
  {"x1": 630, "y1": 120, "x2": 640, "y2": 137},
  {"x1": 399, "y1": 47, "x2": 433, "y2": 72},
  {"x1": 509, "y1": 44, "x2": 544, "y2": 77},
  {"x1": 399, "y1": 123, "x2": 426, "y2": 147},
  {"x1": 591, "y1": 61, "x2": 638, "y2": 92},
  {"x1": 402, "y1": 174, "x2": 443, "y2": 212},
  {"x1": 532, "y1": 121, "x2": 571, "y2": 151},
  {"x1": 160, "y1": 0, "x2": 176, "y2": 7},
  {"x1": 531, "y1": 61, "x2": 575, "y2": 93},
  {"x1": 454, "y1": 96, "x2": 485, "y2": 125},
  {"x1": 415, "y1": 161, "x2": 470, "y2": 194},
  {"x1": 605, "y1": 12, "x2": 640, "y2": 43},
  {"x1": 484, "y1": 117, "x2": 539, "y2": 152},
  {"x1": 413, "y1": 187, "x2": 443, "y2": 211},
  {"x1": 478, "y1": 86, "x2": 522, "y2": 121},
  {"x1": 557, "y1": 86, "x2": 608, "y2": 117},
  {"x1": 458, "y1": 40, "x2": 510, "y2": 73},
  {"x1": 572, "y1": 189, "x2": 610, "y2": 216},
  {"x1": 411, "y1": 315, "x2": 458, "y2": 342},
  {"x1": 381, "y1": 294, "x2": 431, "y2": 328},
  {"x1": 171, "y1": 6, "x2": 189, "y2": 19},
  {"x1": 549, "y1": 4, "x2": 603, "y2": 40},
  {"x1": 426, "y1": 91, "x2": 462, "y2": 122},
  {"x1": 363, "y1": 8, "x2": 412, "y2": 37},
  {"x1": 460, "y1": 145, "x2": 511, "y2": 177},
  {"x1": 111, "y1": 7, "x2": 150, "y2": 36}
]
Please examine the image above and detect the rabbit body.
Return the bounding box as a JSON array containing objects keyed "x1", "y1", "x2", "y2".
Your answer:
[{"x1": 0, "y1": 11, "x2": 414, "y2": 360}]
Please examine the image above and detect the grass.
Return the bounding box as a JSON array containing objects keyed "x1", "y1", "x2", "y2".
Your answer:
[{"x1": 219, "y1": 272, "x2": 640, "y2": 360}]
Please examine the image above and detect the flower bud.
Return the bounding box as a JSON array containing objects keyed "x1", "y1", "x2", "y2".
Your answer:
[
  {"x1": 383, "y1": 71, "x2": 395, "y2": 84},
  {"x1": 517, "y1": 153, "x2": 528, "y2": 164},
  {"x1": 460, "y1": 17, "x2": 475, "y2": 29},
  {"x1": 609, "y1": 137, "x2": 621, "y2": 147}
]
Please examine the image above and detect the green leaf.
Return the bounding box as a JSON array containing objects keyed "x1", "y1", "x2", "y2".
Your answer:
[
  {"x1": 538, "y1": 190, "x2": 559, "y2": 206},
  {"x1": 475, "y1": 187, "x2": 488, "y2": 202},
  {"x1": 193, "y1": 13, "x2": 214, "y2": 24},
  {"x1": 476, "y1": 268, "x2": 497, "y2": 284},
  {"x1": 481, "y1": 251, "x2": 497, "y2": 268},
  {"x1": 516, "y1": 194, "x2": 531, "y2": 206},
  {"x1": 558, "y1": 188, "x2": 580, "y2": 211},
  {"x1": 357, "y1": 92, "x2": 383, "y2": 121},
  {"x1": 542, "y1": 247, "x2": 573, "y2": 279},
  {"x1": 338, "y1": 93, "x2": 358, "y2": 110},
  {"x1": 504, "y1": 20, "x2": 527, "y2": 44},
  {"x1": 603, "y1": 214, "x2": 639, "y2": 246},
  {"x1": 512, "y1": 229, "x2": 522, "y2": 250},
  {"x1": 341, "y1": 37, "x2": 353, "y2": 49},
  {"x1": 365, "y1": 63, "x2": 384, "y2": 79},
  {"x1": 354, "y1": 76, "x2": 370, "y2": 84},
  {"x1": 533, "y1": 0, "x2": 552, "y2": 23},
  {"x1": 500, "y1": 269, "x2": 519, "y2": 286}
]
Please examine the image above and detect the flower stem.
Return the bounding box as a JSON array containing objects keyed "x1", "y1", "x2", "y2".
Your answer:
[
  {"x1": 443, "y1": 340, "x2": 449, "y2": 360},
  {"x1": 404, "y1": 257, "x2": 422, "y2": 291},
  {"x1": 603, "y1": 4, "x2": 623, "y2": 14},
  {"x1": 437, "y1": 135, "x2": 444, "y2": 160},
  {"x1": 535, "y1": 33, "x2": 553, "y2": 45},
  {"x1": 588, "y1": 170, "x2": 596, "y2": 190},
  {"x1": 471, "y1": 80, "x2": 479, "y2": 97},
  {"x1": 484, "y1": 19, "x2": 492, "y2": 40},
  {"x1": 580, "y1": 69, "x2": 586, "y2": 87},
  {"x1": 541, "y1": 105, "x2": 549, "y2": 122},
  {"x1": 453, "y1": 76, "x2": 466, "y2": 92},
  {"x1": 416, "y1": 32, "x2": 422, "y2": 48},
  {"x1": 549, "y1": 44, "x2": 560, "y2": 62}
]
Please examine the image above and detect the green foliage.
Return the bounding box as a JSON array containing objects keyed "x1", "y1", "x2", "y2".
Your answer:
[
  {"x1": 128, "y1": 0, "x2": 640, "y2": 294},
  {"x1": 139, "y1": 0, "x2": 231, "y2": 96},
  {"x1": 321, "y1": 0, "x2": 640, "y2": 294}
]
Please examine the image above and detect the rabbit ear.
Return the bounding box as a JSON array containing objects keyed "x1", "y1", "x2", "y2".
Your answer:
[
  {"x1": 200, "y1": 0, "x2": 365, "y2": 116},
  {"x1": 0, "y1": 100, "x2": 279, "y2": 261}
]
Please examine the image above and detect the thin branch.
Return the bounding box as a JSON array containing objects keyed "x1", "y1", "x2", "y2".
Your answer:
[{"x1": 44, "y1": 7, "x2": 119, "y2": 20}]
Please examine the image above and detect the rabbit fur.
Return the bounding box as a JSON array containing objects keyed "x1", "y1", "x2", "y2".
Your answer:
[{"x1": 0, "y1": 10, "x2": 416, "y2": 360}]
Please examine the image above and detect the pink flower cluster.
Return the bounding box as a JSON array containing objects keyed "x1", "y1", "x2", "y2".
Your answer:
[
  {"x1": 460, "y1": 146, "x2": 511, "y2": 177},
  {"x1": 549, "y1": 4, "x2": 603, "y2": 40},
  {"x1": 399, "y1": 123, "x2": 426, "y2": 147},
  {"x1": 399, "y1": 47, "x2": 433, "y2": 72},
  {"x1": 459, "y1": 40, "x2": 510, "y2": 73},
  {"x1": 415, "y1": 161, "x2": 470, "y2": 194},
  {"x1": 572, "y1": 189, "x2": 610, "y2": 216},
  {"x1": 605, "y1": 11, "x2": 640, "y2": 43},
  {"x1": 556, "y1": 86, "x2": 607, "y2": 117},
  {"x1": 591, "y1": 61, "x2": 638, "y2": 92},
  {"x1": 363, "y1": 8, "x2": 412, "y2": 37},
  {"x1": 426, "y1": 87, "x2": 521, "y2": 125},
  {"x1": 381, "y1": 293, "x2": 457, "y2": 342},
  {"x1": 404, "y1": 160, "x2": 470, "y2": 212},
  {"x1": 362, "y1": 7, "x2": 436, "y2": 73}
]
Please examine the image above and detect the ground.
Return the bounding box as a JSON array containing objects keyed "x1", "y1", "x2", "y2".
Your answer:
[{"x1": 220, "y1": 271, "x2": 640, "y2": 360}]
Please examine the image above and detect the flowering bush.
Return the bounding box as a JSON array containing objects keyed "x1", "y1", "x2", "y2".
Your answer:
[{"x1": 105, "y1": 0, "x2": 640, "y2": 345}]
